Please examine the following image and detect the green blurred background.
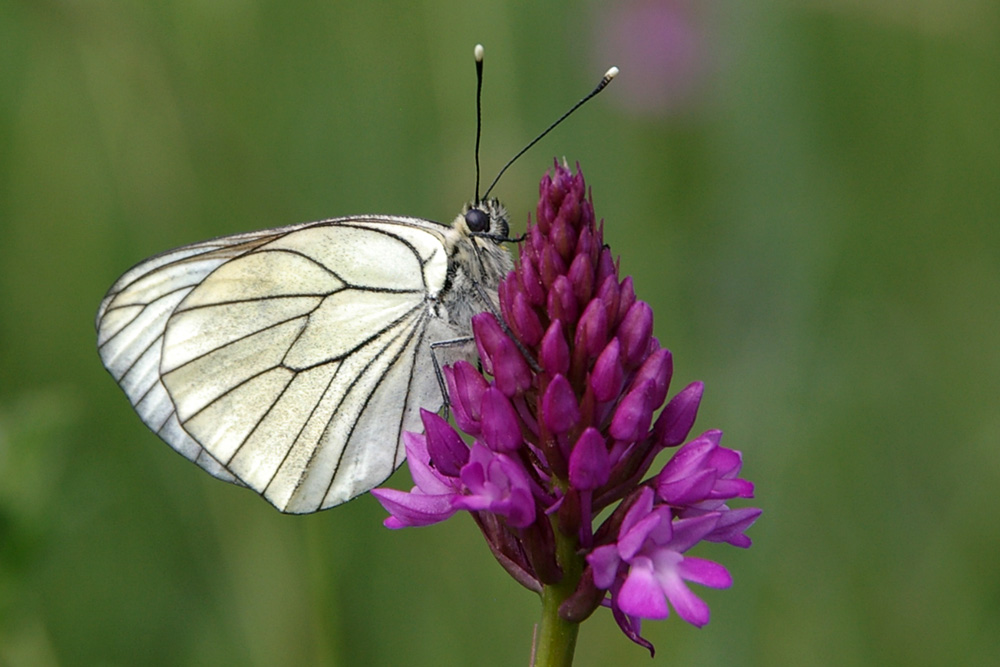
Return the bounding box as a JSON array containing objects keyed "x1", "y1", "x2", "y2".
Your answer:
[{"x1": 2, "y1": 1, "x2": 998, "y2": 665}]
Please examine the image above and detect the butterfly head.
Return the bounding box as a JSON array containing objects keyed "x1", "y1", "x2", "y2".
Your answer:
[{"x1": 461, "y1": 198, "x2": 510, "y2": 242}]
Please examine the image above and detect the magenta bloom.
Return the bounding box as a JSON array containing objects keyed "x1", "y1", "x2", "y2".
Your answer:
[
  {"x1": 588, "y1": 487, "x2": 731, "y2": 626},
  {"x1": 374, "y1": 162, "x2": 760, "y2": 654},
  {"x1": 593, "y1": 0, "x2": 713, "y2": 116},
  {"x1": 371, "y1": 410, "x2": 536, "y2": 529}
]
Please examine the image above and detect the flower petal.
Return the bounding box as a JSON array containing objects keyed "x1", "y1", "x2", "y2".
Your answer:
[
  {"x1": 618, "y1": 301, "x2": 653, "y2": 367},
  {"x1": 619, "y1": 487, "x2": 655, "y2": 535},
  {"x1": 542, "y1": 374, "x2": 580, "y2": 434},
  {"x1": 653, "y1": 381, "x2": 703, "y2": 447},
  {"x1": 539, "y1": 245, "x2": 568, "y2": 289},
  {"x1": 518, "y1": 251, "x2": 545, "y2": 306},
  {"x1": 421, "y1": 409, "x2": 468, "y2": 477},
  {"x1": 662, "y1": 577, "x2": 711, "y2": 627},
  {"x1": 703, "y1": 507, "x2": 762, "y2": 547},
  {"x1": 574, "y1": 299, "x2": 609, "y2": 357},
  {"x1": 677, "y1": 556, "x2": 733, "y2": 589},
  {"x1": 402, "y1": 431, "x2": 458, "y2": 494},
  {"x1": 587, "y1": 544, "x2": 623, "y2": 589},
  {"x1": 471, "y1": 312, "x2": 506, "y2": 375},
  {"x1": 446, "y1": 361, "x2": 487, "y2": 436},
  {"x1": 590, "y1": 338, "x2": 624, "y2": 402},
  {"x1": 481, "y1": 387, "x2": 523, "y2": 452},
  {"x1": 371, "y1": 488, "x2": 459, "y2": 528},
  {"x1": 539, "y1": 319, "x2": 570, "y2": 376},
  {"x1": 493, "y1": 335, "x2": 532, "y2": 397},
  {"x1": 548, "y1": 274, "x2": 578, "y2": 324},
  {"x1": 617, "y1": 556, "x2": 670, "y2": 619},
  {"x1": 617, "y1": 510, "x2": 667, "y2": 560},
  {"x1": 610, "y1": 380, "x2": 655, "y2": 441},
  {"x1": 567, "y1": 251, "x2": 595, "y2": 306},
  {"x1": 658, "y1": 469, "x2": 717, "y2": 506},
  {"x1": 511, "y1": 291, "x2": 544, "y2": 346},
  {"x1": 631, "y1": 348, "x2": 673, "y2": 409},
  {"x1": 569, "y1": 427, "x2": 610, "y2": 491},
  {"x1": 668, "y1": 513, "x2": 722, "y2": 553}
]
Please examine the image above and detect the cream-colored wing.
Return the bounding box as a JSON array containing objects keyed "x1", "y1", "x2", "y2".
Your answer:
[
  {"x1": 97, "y1": 232, "x2": 284, "y2": 483},
  {"x1": 98, "y1": 218, "x2": 460, "y2": 513}
]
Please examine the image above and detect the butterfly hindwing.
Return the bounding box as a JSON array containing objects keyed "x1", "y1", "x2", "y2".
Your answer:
[{"x1": 98, "y1": 233, "x2": 285, "y2": 484}]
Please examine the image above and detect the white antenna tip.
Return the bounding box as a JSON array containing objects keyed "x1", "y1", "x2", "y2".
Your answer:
[
  {"x1": 474, "y1": 44, "x2": 484, "y2": 62},
  {"x1": 605, "y1": 66, "x2": 619, "y2": 80}
]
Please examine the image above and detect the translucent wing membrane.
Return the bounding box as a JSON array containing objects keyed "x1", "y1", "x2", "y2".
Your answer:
[{"x1": 97, "y1": 216, "x2": 476, "y2": 513}]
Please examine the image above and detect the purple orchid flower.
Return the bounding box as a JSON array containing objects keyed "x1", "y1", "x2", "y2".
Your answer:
[{"x1": 374, "y1": 162, "x2": 760, "y2": 657}]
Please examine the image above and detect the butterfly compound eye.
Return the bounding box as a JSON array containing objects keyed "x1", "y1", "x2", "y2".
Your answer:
[{"x1": 464, "y1": 208, "x2": 490, "y2": 233}]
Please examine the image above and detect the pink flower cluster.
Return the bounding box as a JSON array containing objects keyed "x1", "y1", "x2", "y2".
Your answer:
[{"x1": 373, "y1": 162, "x2": 760, "y2": 652}]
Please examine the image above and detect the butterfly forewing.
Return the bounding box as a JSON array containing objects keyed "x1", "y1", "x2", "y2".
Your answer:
[{"x1": 97, "y1": 214, "x2": 506, "y2": 513}]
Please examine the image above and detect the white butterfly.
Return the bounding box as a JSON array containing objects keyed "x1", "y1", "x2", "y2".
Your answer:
[
  {"x1": 96, "y1": 45, "x2": 616, "y2": 515},
  {"x1": 96, "y1": 201, "x2": 512, "y2": 513}
]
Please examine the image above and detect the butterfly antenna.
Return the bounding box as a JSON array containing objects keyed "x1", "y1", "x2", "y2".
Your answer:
[
  {"x1": 473, "y1": 44, "x2": 485, "y2": 204},
  {"x1": 482, "y1": 65, "x2": 619, "y2": 200}
]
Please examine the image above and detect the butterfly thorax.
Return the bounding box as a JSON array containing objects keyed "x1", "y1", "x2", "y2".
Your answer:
[{"x1": 437, "y1": 199, "x2": 514, "y2": 326}]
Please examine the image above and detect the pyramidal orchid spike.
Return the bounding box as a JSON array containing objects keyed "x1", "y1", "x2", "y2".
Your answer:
[{"x1": 374, "y1": 162, "x2": 759, "y2": 656}]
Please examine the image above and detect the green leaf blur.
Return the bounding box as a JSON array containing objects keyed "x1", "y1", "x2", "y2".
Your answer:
[{"x1": 1, "y1": 1, "x2": 998, "y2": 665}]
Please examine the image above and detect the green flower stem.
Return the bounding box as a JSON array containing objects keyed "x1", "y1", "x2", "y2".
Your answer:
[{"x1": 533, "y1": 522, "x2": 584, "y2": 667}]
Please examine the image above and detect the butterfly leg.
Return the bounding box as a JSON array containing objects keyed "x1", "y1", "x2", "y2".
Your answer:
[{"x1": 429, "y1": 336, "x2": 476, "y2": 420}]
